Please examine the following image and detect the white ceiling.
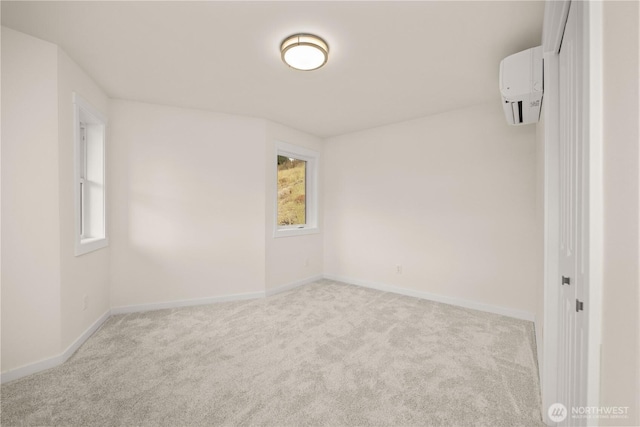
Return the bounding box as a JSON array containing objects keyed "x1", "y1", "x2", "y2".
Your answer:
[{"x1": 1, "y1": 1, "x2": 544, "y2": 137}]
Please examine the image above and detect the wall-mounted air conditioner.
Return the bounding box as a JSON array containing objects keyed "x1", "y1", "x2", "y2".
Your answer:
[{"x1": 499, "y1": 46, "x2": 543, "y2": 125}]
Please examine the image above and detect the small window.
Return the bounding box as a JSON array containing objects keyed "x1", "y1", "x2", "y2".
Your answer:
[
  {"x1": 275, "y1": 142, "x2": 318, "y2": 237},
  {"x1": 74, "y1": 93, "x2": 107, "y2": 255},
  {"x1": 277, "y1": 155, "x2": 306, "y2": 226}
]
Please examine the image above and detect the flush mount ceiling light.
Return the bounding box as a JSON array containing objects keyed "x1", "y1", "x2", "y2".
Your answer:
[{"x1": 280, "y1": 34, "x2": 329, "y2": 71}]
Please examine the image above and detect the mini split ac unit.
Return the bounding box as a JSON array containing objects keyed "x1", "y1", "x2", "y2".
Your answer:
[{"x1": 499, "y1": 46, "x2": 543, "y2": 125}]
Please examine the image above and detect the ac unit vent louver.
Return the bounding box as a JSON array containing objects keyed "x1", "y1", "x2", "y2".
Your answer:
[{"x1": 500, "y1": 46, "x2": 543, "y2": 125}]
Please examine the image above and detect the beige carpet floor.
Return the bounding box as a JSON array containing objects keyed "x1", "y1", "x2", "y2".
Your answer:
[{"x1": 1, "y1": 280, "x2": 544, "y2": 426}]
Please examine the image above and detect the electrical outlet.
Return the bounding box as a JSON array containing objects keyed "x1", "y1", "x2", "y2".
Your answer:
[
  {"x1": 396, "y1": 265, "x2": 402, "y2": 274},
  {"x1": 304, "y1": 257, "x2": 309, "y2": 267},
  {"x1": 83, "y1": 295, "x2": 88, "y2": 311}
]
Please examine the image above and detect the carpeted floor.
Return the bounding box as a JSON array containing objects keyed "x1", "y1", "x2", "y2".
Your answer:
[{"x1": 1, "y1": 280, "x2": 544, "y2": 426}]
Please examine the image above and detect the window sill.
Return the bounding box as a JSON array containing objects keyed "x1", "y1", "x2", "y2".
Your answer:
[
  {"x1": 75, "y1": 237, "x2": 108, "y2": 256},
  {"x1": 273, "y1": 227, "x2": 320, "y2": 238}
]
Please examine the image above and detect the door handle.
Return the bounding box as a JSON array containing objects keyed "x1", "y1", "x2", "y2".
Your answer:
[{"x1": 562, "y1": 276, "x2": 570, "y2": 285}]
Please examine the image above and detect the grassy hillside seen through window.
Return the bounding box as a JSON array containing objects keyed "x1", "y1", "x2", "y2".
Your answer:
[{"x1": 277, "y1": 156, "x2": 306, "y2": 226}]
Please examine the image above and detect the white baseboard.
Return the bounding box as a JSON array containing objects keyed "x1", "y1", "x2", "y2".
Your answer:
[
  {"x1": 534, "y1": 315, "x2": 544, "y2": 385},
  {"x1": 60, "y1": 309, "x2": 111, "y2": 362},
  {"x1": 324, "y1": 274, "x2": 535, "y2": 322},
  {"x1": 1, "y1": 309, "x2": 110, "y2": 384},
  {"x1": 1, "y1": 289, "x2": 267, "y2": 384},
  {"x1": 1, "y1": 276, "x2": 535, "y2": 385},
  {"x1": 265, "y1": 275, "x2": 324, "y2": 297},
  {"x1": 0, "y1": 353, "x2": 65, "y2": 385},
  {"x1": 110, "y1": 290, "x2": 265, "y2": 315}
]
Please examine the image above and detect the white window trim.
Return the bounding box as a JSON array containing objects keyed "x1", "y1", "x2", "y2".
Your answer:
[
  {"x1": 73, "y1": 93, "x2": 108, "y2": 256},
  {"x1": 274, "y1": 141, "x2": 319, "y2": 238}
]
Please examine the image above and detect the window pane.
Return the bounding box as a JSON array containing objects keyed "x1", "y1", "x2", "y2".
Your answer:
[
  {"x1": 277, "y1": 155, "x2": 306, "y2": 226},
  {"x1": 74, "y1": 93, "x2": 108, "y2": 256}
]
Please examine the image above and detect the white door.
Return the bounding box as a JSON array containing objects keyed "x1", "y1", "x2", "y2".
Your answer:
[{"x1": 557, "y1": 1, "x2": 589, "y2": 425}]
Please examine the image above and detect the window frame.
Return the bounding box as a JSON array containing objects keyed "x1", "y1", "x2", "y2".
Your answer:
[
  {"x1": 73, "y1": 93, "x2": 108, "y2": 256},
  {"x1": 274, "y1": 141, "x2": 319, "y2": 238}
]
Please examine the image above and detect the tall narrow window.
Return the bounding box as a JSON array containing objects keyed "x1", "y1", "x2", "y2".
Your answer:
[
  {"x1": 277, "y1": 155, "x2": 306, "y2": 226},
  {"x1": 74, "y1": 93, "x2": 107, "y2": 255},
  {"x1": 275, "y1": 141, "x2": 318, "y2": 237}
]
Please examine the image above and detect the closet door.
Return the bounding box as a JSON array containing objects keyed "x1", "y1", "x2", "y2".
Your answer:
[{"x1": 557, "y1": 1, "x2": 589, "y2": 425}]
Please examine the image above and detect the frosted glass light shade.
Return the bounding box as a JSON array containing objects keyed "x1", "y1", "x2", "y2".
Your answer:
[{"x1": 280, "y1": 34, "x2": 329, "y2": 71}]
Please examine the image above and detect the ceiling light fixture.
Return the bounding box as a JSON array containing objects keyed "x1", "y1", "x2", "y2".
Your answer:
[{"x1": 280, "y1": 34, "x2": 329, "y2": 71}]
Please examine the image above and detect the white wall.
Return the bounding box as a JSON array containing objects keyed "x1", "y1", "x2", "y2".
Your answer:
[
  {"x1": 108, "y1": 100, "x2": 267, "y2": 308},
  {"x1": 57, "y1": 49, "x2": 110, "y2": 350},
  {"x1": 1, "y1": 25, "x2": 542, "y2": 381},
  {"x1": 324, "y1": 102, "x2": 539, "y2": 316},
  {"x1": 1, "y1": 27, "x2": 62, "y2": 372},
  {"x1": 265, "y1": 121, "x2": 324, "y2": 291},
  {"x1": 600, "y1": 1, "x2": 640, "y2": 424}
]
